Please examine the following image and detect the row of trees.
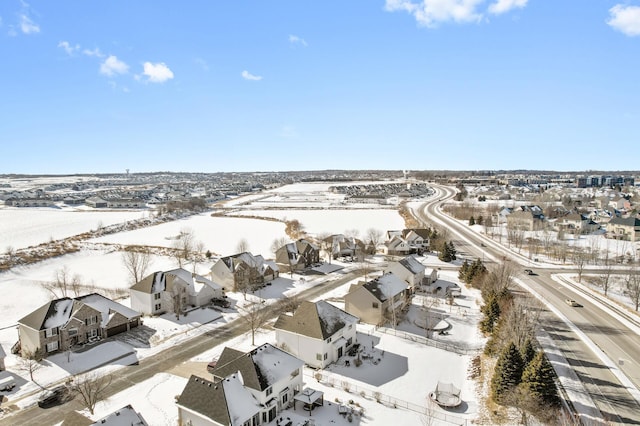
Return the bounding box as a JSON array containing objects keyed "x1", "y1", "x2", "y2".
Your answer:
[{"x1": 468, "y1": 262, "x2": 561, "y2": 424}]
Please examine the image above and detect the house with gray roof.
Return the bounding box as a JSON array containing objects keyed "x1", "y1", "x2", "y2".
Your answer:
[
  {"x1": 606, "y1": 216, "x2": 640, "y2": 241},
  {"x1": 344, "y1": 272, "x2": 411, "y2": 326},
  {"x1": 130, "y1": 268, "x2": 223, "y2": 316},
  {"x1": 275, "y1": 239, "x2": 320, "y2": 273},
  {"x1": 384, "y1": 255, "x2": 426, "y2": 291},
  {"x1": 204, "y1": 343, "x2": 304, "y2": 424},
  {"x1": 210, "y1": 252, "x2": 279, "y2": 293},
  {"x1": 274, "y1": 300, "x2": 358, "y2": 369},
  {"x1": 17, "y1": 293, "x2": 140, "y2": 358},
  {"x1": 177, "y1": 374, "x2": 261, "y2": 426}
]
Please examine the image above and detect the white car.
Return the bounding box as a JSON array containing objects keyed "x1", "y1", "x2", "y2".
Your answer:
[{"x1": 565, "y1": 299, "x2": 581, "y2": 307}]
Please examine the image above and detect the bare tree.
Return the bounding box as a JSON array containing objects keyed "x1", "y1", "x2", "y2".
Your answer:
[
  {"x1": 122, "y1": 245, "x2": 152, "y2": 285},
  {"x1": 271, "y1": 237, "x2": 289, "y2": 256},
  {"x1": 572, "y1": 248, "x2": 587, "y2": 283},
  {"x1": 239, "y1": 302, "x2": 270, "y2": 346},
  {"x1": 172, "y1": 228, "x2": 195, "y2": 267},
  {"x1": 625, "y1": 265, "x2": 640, "y2": 311},
  {"x1": 18, "y1": 349, "x2": 44, "y2": 387},
  {"x1": 317, "y1": 232, "x2": 333, "y2": 264},
  {"x1": 599, "y1": 255, "x2": 613, "y2": 296},
  {"x1": 236, "y1": 238, "x2": 250, "y2": 254},
  {"x1": 345, "y1": 228, "x2": 360, "y2": 239},
  {"x1": 499, "y1": 298, "x2": 541, "y2": 351},
  {"x1": 366, "y1": 228, "x2": 383, "y2": 254},
  {"x1": 193, "y1": 240, "x2": 206, "y2": 273},
  {"x1": 43, "y1": 266, "x2": 82, "y2": 298},
  {"x1": 276, "y1": 294, "x2": 301, "y2": 315},
  {"x1": 70, "y1": 373, "x2": 113, "y2": 415}
]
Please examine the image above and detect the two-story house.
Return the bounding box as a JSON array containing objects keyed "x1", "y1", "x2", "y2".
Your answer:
[
  {"x1": 606, "y1": 217, "x2": 640, "y2": 242},
  {"x1": 384, "y1": 255, "x2": 425, "y2": 292},
  {"x1": 210, "y1": 252, "x2": 279, "y2": 293},
  {"x1": 178, "y1": 343, "x2": 304, "y2": 425},
  {"x1": 17, "y1": 293, "x2": 140, "y2": 357},
  {"x1": 322, "y1": 235, "x2": 365, "y2": 260},
  {"x1": 344, "y1": 272, "x2": 411, "y2": 326},
  {"x1": 275, "y1": 239, "x2": 320, "y2": 273},
  {"x1": 130, "y1": 268, "x2": 224, "y2": 316},
  {"x1": 274, "y1": 300, "x2": 358, "y2": 369}
]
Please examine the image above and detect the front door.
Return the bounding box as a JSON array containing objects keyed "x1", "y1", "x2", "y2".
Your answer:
[
  {"x1": 337, "y1": 346, "x2": 343, "y2": 358},
  {"x1": 268, "y1": 406, "x2": 277, "y2": 422}
]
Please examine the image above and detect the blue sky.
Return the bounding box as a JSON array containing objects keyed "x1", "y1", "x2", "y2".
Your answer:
[{"x1": 1, "y1": 1, "x2": 639, "y2": 174}]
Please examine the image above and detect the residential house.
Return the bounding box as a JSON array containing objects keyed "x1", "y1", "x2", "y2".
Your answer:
[
  {"x1": 17, "y1": 294, "x2": 141, "y2": 357},
  {"x1": 274, "y1": 300, "x2": 358, "y2": 369},
  {"x1": 197, "y1": 343, "x2": 304, "y2": 424},
  {"x1": 275, "y1": 239, "x2": 320, "y2": 273},
  {"x1": 384, "y1": 255, "x2": 425, "y2": 292},
  {"x1": 91, "y1": 405, "x2": 148, "y2": 426},
  {"x1": 344, "y1": 272, "x2": 411, "y2": 326},
  {"x1": 85, "y1": 196, "x2": 108, "y2": 208},
  {"x1": 381, "y1": 235, "x2": 412, "y2": 256},
  {"x1": 322, "y1": 234, "x2": 366, "y2": 260},
  {"x1": 130, "y1": 268, "x2": 223, "y2": 316},
  {"x1": 382, "y1": 229, "x2": 430, "y2": 256},
  {"x1": 606, "y1": 217, "x2": 640, "y2": 242},
  {"x1": 177, "y1": 374, "x2": 262, "y2": 426},
  {"x1": 106, "y1": 198, "x2": 146, "y2": 209},
  {"x1": 210, "y1": 252, "x2": 279, "y2": 293},
  {"x1": 610, "y1": 198, "x2": 632, "y2": 212},
  {"x1": 555, "y1": 213, "x2": 600, "y2": 234},
  {"x1": 507, "y1": 210, "x2": 542, "y2": 231}
]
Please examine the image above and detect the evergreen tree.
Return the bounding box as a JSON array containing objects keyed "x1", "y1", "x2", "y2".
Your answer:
[
  {"x1": 469, "y1": 216, "x2": 475, "y2": 226},
  {"x1": 491, "y1": 342, "x2": 524, "y2": 404},
  {"x1": 438, "y1": 241, "x2": 454, "y2": 262},
  {"x1": 521, "y1": 351, "x2": 560, "y2": 407},
  {"x1": 458, "y1": 260, "x2": 470, "y2": 282},
  {"x1": 477, "y1": 215, "x2": 484, "y2": 225},
  {"x1": 448, "y1": 241, "x2": 457, "y2": 260},
  {"x1": 480, "y1": 295, "x2": 501, "y2": 334},
  {"x1": 520, "y1": 339, "x2": 536, "y2": 367}
]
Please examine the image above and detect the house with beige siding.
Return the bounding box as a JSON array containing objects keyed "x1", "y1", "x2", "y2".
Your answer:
[
  {"x1": 210, "y1": 252, "x2": 279, "y2": 293},
  {"x1": 344, "y1": 272, "x2": 411, "y2": 326},
  {"x1": 275, "y1": 239, "x2": 320, "y2": 273},
  {"x1": 606, "y1": 217, "x2": 640, "y2": 241}
]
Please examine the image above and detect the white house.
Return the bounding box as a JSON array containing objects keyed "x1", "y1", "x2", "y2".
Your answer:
[
  {"x1": 130, "y1": 268, "x2": 223, "y2": 316},
  {"x1": 205, "y1": 343, "x2": 305, "y2": 424},
  {"x1": 274, "y1": 300, "x2": 359, "y2": 369},
  {"x1": 0, "y1": 344, "x2": 6, "y2": 371}
]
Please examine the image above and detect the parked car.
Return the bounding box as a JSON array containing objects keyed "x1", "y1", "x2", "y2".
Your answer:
[
  {"x1": 0, "y1": 377, "x2": 16, "y2": 392},
  {"x1": 524, "y1": 269, "x2": 534, "y2": 275},
  {"x1": 37, "y1": 385, "x2": 68, "y2": 408},
  {"x1": 565, "y1": 299, "x2": 581, "y2": 307}
]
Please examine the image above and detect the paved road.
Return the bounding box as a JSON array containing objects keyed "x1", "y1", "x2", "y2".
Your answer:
[
  {"x1": 0, "y1": 268, "x2": 366, "y2": 426},
  {"x1": 417, "y1": 185, "x2": 640, "y2": 425}
]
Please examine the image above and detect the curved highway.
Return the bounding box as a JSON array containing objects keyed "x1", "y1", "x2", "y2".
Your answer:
[{"x1": 415, "y1": 184, "x2": 640, "y2": 425}]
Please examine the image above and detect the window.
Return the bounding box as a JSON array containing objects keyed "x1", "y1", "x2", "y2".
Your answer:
[
  {"x1": 68, "y1": 328, "x2": 78, "y2": 337},
  {"x1": 154, "y1": 303, "x2": 161, "y2": 311},
  {"x1": 85, "y1": 316, "x2": 98, "y2": 326},
  {"x1": 324, "y1": 353, "x2": 328, "y2": 360},
  {"x1": 86, "y1": 329, "x2": 98, "y2": 339},
  {"x1": 316, "y1": 353, "x2": 322, "y2": 361},
  {"x1": 46, "y1": 341, "x2": 58, "y2": 352},
  {"x1": 326, "y1": 337, "x2": 332, "y2": 343},
  {"x1": 266, "y1": 387, "x2": 272, "y2": 396},
  {"x1": 282, "y1": 393, "x2": 288, "y2": 404},
  {"x1": 372, "y1": 302, "x2": 379, "y2": 308},
  {"x1": 44, "y1": 327, "x2": 58, "y2": 338},
  {"x1": 154, "y1": 293, "x2": 161, "y2": 300},
  {"x1": 347, "y1": 337, "x2": 353, "y2": 346}
]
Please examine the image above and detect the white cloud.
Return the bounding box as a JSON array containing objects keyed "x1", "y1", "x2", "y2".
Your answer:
[
  {"x1": 384, "y1": 0, "x2": 484, "y2": 27},
  {"x1": 194, "y1": 57, "x2": 209, "y2": 71},
  {"x1": 58, "y1": 41, "x2": 79, "y2": 56},
  {"x1": 142, "y1": 62, "x2": 174, "y2": 83},
  {"x1": 607, "y1": 4, "x2": 640, "y2": 36},
  {"x1": 288, "y1": 34, "x2": 308, "y2": 47},
  {"x1": 19, "y1": 13, "x2": 39, "y2": 34},
  {"x1": 100, "y1": 55, "x2": 129, "y2": 77},
  {"x1": 83, "y1": 47, "x2": 104, "y2": 58},
  {"x1": 488, "y1": 0, "x2": 527, "y2": 15},
  {"x1": 241, "y1": 70, "x2": 263, "y2": 81}
]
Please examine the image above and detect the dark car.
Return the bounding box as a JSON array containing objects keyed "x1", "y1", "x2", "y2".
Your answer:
[
  {"x1": 524, "y1": 269, "x2": 535, "y2": 275},
  {"x1": 37, "y1": 386, "x2": 68, "y2": 408}
]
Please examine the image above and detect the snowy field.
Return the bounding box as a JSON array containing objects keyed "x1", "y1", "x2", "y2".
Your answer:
[
  {"x1": 89, "y1": 212, "x2": 288, "y2": 257},
  {"x1": 229, "y1": 209, "x2": 405, "y2": 237},
  {"x1": 0, "y1": 207, "x2": 147, "y2": 251}
]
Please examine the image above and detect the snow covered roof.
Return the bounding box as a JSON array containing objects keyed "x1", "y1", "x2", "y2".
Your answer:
[
  {"x1": 177, "y1": 375, "x2": 260, "y2": 426},
  {"x1": 18, "y1": 294, "x2": 139, "y2": 331},
  {"x1": 212, "y1": 343, "x2": 304, "y2": 392},
  {"x1": 76, "y1": 293, "x2": 140, "y2": 327},
  {"x1": 218, "y1": 252, "x2": 278, "y2": 275},
  {"x1": 363, "y1": 272, "x2": 408, "y2": 302},
  {"x1": 398, "y1": 255, "x2": 426, "y2": 275},
  {"x1": 274, "y1": 300, "x2": 358, "y2": 340},
  {"x1": 89, "y1": 404, "x2": 148, "y2": 426},
  {"x1": 132, "y1": 268, "x2": 221, "y2": 296}
]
